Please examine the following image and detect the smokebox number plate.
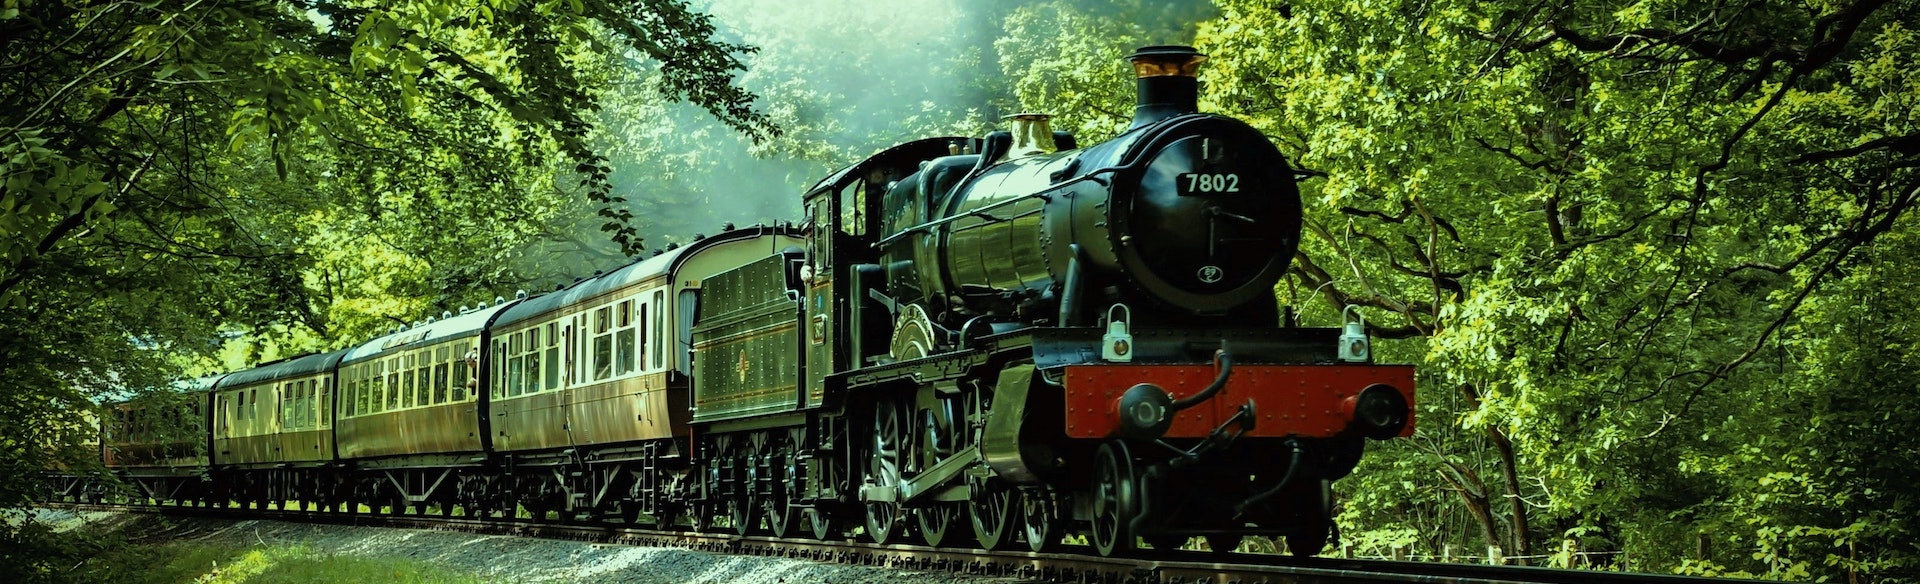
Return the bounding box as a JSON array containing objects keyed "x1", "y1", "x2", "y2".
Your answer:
[{"x1": 1177, "y1": 173, "x2": 1241, "y2": 196}]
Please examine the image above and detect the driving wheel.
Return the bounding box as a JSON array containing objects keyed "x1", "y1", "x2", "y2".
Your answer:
[
  {"x1": 969, "y1": 481, "x2": 1018, "y2": 550},
  {"x1": 864, "y1": 400, "x2": 908, "y2": 544}
]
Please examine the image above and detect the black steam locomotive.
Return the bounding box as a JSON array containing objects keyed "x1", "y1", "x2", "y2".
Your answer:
[{"x1": 66, "y1": 46, "x2": 1414, "y2": 558}]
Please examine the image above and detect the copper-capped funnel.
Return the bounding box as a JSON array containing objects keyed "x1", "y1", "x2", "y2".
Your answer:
[
  {"x1": 1126, "y1": 45, "x2": 1207, "y2": 128},
  {"x1": 1126, "y1": 45, "x2": 1209, "y2": 78}
]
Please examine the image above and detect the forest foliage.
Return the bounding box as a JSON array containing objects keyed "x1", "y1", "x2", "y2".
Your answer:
[{"x1": 3, "y1": 0, "x2": 1916, "y2": 581}]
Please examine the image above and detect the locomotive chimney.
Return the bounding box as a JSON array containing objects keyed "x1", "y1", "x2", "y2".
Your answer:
[
  {"x1": 1002, "y1": 113, "x2": 1057, "y2": 161},
  {"x1": 1126, "y1": 45, "x2": 1207, "y2": 129}
]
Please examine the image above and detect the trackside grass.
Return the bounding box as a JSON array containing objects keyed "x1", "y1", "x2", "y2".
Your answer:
[{"x1": 2, "y1": 515, "x2": 486, "y2": 584}]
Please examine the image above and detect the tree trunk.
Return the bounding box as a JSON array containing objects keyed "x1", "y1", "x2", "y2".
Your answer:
[
  {"x1": 1488, "y1": 426, "x2": 1532, "y2": 562},
  {"x1": 1457, "y1": 383, "x2": 1532, "y2": 563}
]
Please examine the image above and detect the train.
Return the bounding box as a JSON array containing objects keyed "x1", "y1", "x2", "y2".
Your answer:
[{"x1": 52, "y1": 46, "x2": 1415, "y2": 557}]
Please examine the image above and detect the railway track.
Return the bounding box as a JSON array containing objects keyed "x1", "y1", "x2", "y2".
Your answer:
[{"x1": 43, "y1": 502, "x2": 1754, "y2": 584}]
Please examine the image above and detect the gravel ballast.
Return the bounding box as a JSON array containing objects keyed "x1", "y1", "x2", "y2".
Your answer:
[{"x1": 30, "y1": 509, "x2": 1030, "y2": 584}]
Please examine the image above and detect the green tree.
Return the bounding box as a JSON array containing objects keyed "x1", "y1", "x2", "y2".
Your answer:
[
  {"x1": 1, "y1": 0, "x2": 766, "y2": 509},
  {"x1": 1198, "y1": 0, "x2": 1917, "y2": 578}
]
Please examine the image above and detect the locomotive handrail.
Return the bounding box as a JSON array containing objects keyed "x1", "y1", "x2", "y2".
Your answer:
[
  {"x1": 870, "y1": 189, "x2": 1056, "y2": 248},
  {"x1": 1168, "y1": 345, "x2": 1233, "y2": 411}
]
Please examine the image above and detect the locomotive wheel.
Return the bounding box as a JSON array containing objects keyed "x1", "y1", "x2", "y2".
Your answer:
[
  {"x1": 916, "y1": 502, "x2": 963, "y2": 547},
  {"x1": 806, "y1": 507, "x2": 838, "y2": 540},
  {"x1": 864, "y1": 401, "x2": 908, "y2": 544},
  {"x1": 1091, "y1": 441, "x2": 1139, "y2": 557},
  {"x1": 969, "y1": 481, "x2": 1018, "y2": 550},
  {"x1": 1021, "y1": 488, "x2": 1064, "y2": 552},
  {"x1": 1146, "y1": 535, "x2": 1188, "y2": 551},
  {"x1": 1206, "y1": 534, "x2": 1245, "y2": 553}
]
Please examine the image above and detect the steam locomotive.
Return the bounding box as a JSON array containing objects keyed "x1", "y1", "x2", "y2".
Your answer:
[{"x1": 64, "y1": 46, "x2": 1415, "y2": 557}]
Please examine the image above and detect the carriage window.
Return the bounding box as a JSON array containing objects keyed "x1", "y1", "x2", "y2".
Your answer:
[
  {"x1": 653, "y1": 290, "x2": 666, "y2": 369},
  {"x1": 414, "y1": 357, "x2": 430, "y2": 407},
  {"x1": 454, "y1": 342, "x2": 471, "y2": 402},
  {"x1": 400, "y1": 354, "x2": 415, "y2": 408},
  {"x1": 501, "y1": 336, "x2": 513, "y2": 397},
  {"x1": 351, "y1": 368, "x2": 364, "y2": 417},
  {"x1": 385, "y1": 358, "x2": 399, "y2": 411},
  {"x1": 593, "y1": 307, "x2": 613, "y2": 380},
  {"x1": 616, "y1": 300, "x2": 636, "y2": 376},
  {"x1": 638, "y1": 303, "x2": 649, "y2": 371},
  {"x1": 544, "y1": 324, "x2": 561, "y2": 390},
  {"x1": 434, "y1": 347, "x2": 450, "y2": 404},
  {"x1": 508, "y1": 331, "x2": 526, "y2": 396},
  {"x1": 527, "y1": 328, "x2": 543, "y2": 393}
]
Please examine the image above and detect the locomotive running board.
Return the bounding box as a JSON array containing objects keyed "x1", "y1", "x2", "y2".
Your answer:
[{"x1": 858, "y1": 449, "x2": 980, "y2": 504}]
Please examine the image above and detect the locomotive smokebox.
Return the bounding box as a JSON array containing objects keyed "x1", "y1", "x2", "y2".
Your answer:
[{"x1": 1127, "y1": 45, "x2": 1207, "y2": 128}]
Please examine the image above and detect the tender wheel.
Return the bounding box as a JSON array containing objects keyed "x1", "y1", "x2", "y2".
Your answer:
[
  {"x1": 1091, "y1": 441, "x2": 1138, "y2": 557},
  {"x1": 1021, "y1": 488, "x2": 1063, "y2": 553},
  {"x1": 763, "y1": 494, "x2": 795, "y2": 537},
  {"x1": 917, "y1": 502, "x2": 963, "y2": 547},
  {"x1": 864, "y1": 401, "x2": 907, "y2": 544},
  {"x1": 969, "y1": 481, "x2": 1018, "y2": 550},
  {"x1": 729, "y1": 496, "x2": 755, "y2": 536},
  {"x1": 763, "y1": 444, "x2": 801, "y2": 538}
]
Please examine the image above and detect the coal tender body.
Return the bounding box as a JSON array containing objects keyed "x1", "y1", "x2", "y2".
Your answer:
[{"x1": 688, "y1": 46, "x2": 1416, "y2": 556}]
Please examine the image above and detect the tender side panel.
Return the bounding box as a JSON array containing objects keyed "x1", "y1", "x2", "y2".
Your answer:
[
  {"x1": 1061, "y1": 364, "x2": 1416, "y2": 439},
  {"x1": 692, "y1": 254, "x2": 802, "y2": 423}
]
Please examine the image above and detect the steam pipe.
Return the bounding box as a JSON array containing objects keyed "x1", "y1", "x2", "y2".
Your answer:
[
  {"x1": 1234, "y1": 439, "x2": 1304, "y2": 517},
  {"x1": 1170, "y1": 344, "x2": 1232, "y2": 411}
]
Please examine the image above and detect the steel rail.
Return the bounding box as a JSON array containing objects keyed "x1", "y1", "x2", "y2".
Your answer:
[{"x1": 39, "y1": 502, "x2": 1759, "y2": 584}]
